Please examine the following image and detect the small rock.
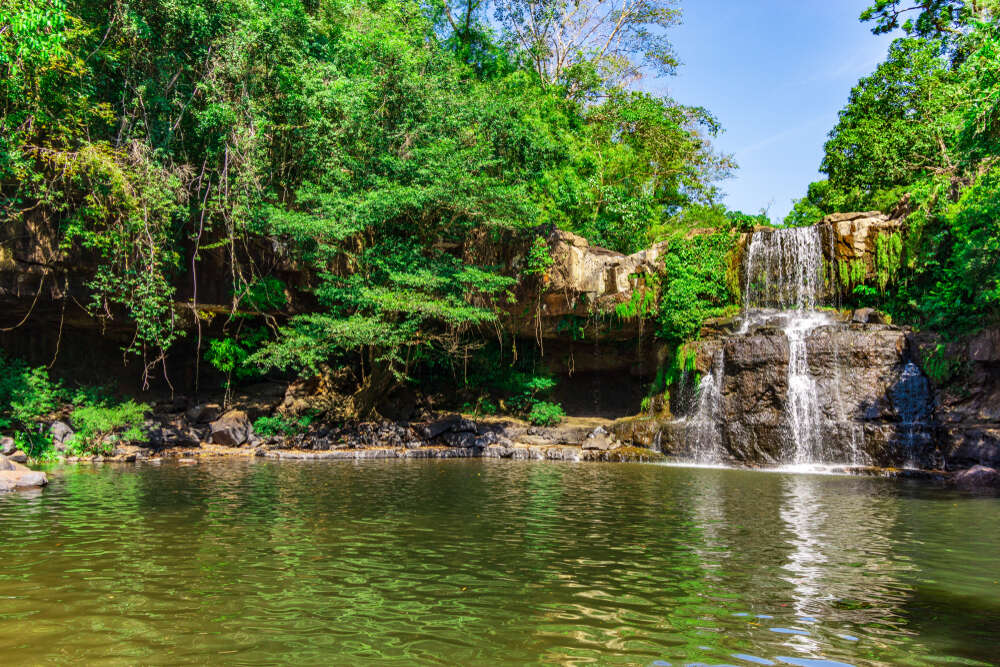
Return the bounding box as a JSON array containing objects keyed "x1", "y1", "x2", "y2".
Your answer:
[
  {"x1": 0, "y1": 436, "x2": 15, "y2": 456},
  {"x1": 582, "y1": 433, "x2": 614, "y2": 451},
  {"x1": 8, "y1": 450, "x2": 27, "y2": 464},
  {"x1": 852, "y1": 308, "x2": 886, "y2": 325},
  {"x1": 953, "y1": 465, "x2": 999, "y2": 488},
  {"x1": 178, "y1": 458, "x2": 198, "y2": 465},
  {"x1": 416, "y1": 415, "x2": 462, "y2": 440},
  {"x1": 49, "y1": 421, "x2": 73, "y2": 452}
]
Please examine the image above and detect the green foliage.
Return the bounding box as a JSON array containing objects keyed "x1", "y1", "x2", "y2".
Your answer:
[
  {"x1": 0, "y1": 355, "x2": 63, "y2": 426},
  {"x1": 656, "y1": 232, "x2": 740, "y2": 344},
  {"x1": 457, "y1": 343, "x2": 563, "y2": 421},
  {"x1": 242, "y1": 277, "x2": 289, "y2": 312},
  {"x1": 838, "y1": 258, "x2": 870, "y2": 290},
  {"x1": 614, "y1": 274, "x2": 659, "y2": 320},
  {"x1": 68, "y1": 401, "x2": 148, "y2": 455},
  {"x1": 555, "y1": 315, "x2": 589, "y2": 341},
  {"x1": 922, "y1": 343, "x2": 965, "y2": 384},
  {"x1": 253, "y1": 414, "x2": 312, "y2": 437},
  {"x1": 791, "y1": 16, "x2": 1000, "y2": 334},
  {"x1": 875, "y1": 231, "x2": 903, "y2": 291},
  {"x1": 1, "y1": 0, "x2": 734, "y2": 398},
  {"x1": 521, "y1": 236, "x2": 554, "y2": 278},
  {"x1": 0, "y1": 352, "x2": 148, "y2": 458},
  {"x1": 860, "y1": 1, "x2": 997, "y2": 43},
  {"x1": 822, "y1": 38, "x2": 959, "y2": 199},
  {"x1": 526, "y1": 401, "x2": 565, "y2": 426},
  {"x1": 206, "y1": 329, "x2": 267, "y2": 379}
]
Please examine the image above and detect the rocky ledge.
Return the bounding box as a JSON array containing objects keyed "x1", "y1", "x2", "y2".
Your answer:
[{"x1": 0, "y1": 451, "x2": 48, "y2": 492}]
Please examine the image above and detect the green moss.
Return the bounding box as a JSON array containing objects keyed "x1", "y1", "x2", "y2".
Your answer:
[{"x1": 922, "y1": 343, "x2": 965, "y2": 385}]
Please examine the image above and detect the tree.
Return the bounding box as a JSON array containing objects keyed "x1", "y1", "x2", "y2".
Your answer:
[
  {"x1": 860, "y1": 0, "x2": 998, "y2": 40},
  {"x1": 821, "y1": 38, "x2": 960, "y2": 198},
  {"x1": 493, "y1": 0, "x2": 681, "y2": 98}
]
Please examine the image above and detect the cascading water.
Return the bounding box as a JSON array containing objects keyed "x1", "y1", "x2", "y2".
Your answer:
[
  {"x1": 687, "y1": 348, "x2": 724, "y2": 463},
  {"x1": 890, "y1": 361, "x2": 932, "y2": 463},
  {"x1": 742, "y1": 227, "x2": 832, "y2": 463},
  {"x1": 670, "y1": 224, "x2": 932, "y2": 468},
  {"x1": 743, "y1": 225, "x2": 823, "y2": 312},
  {"x1": 784, "y1": 311, "x2": 830, "y2": 464}
]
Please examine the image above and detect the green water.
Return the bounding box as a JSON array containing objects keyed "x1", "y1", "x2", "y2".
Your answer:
[{"x1": 1, "y1": 460, "x2": 998, "y2": 666}]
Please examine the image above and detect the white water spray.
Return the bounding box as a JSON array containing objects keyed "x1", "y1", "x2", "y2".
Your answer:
[
  {"x1": 743, "y1": 227, "x2": 830, "y2": 464},
  {"x1": 687, "y1": 348, "x2": 725, "y2": 464}
]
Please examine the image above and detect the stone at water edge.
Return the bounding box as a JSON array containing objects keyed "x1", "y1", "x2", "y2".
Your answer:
[
  {"x1": 186, "y1": 403, "x2": 222, "y2": 424},
  {"x1": 1, "y1": 436, "x2": 15, "y2": 456},
  {"x1": 209, "y1": 410, "x2": 253, "y2": 446},
  {"x1": 0, "y1": 454, "x2": 49, "y2": 490},
  {"x1": 7, "y1": 450, "x2": 27, "y2": 464},
  {"x1": 582, "y1": 427, "x2": 615, "y2": 451},
  {"x1": 953, "y1": 465, "x2": 999, "y2": 488}
]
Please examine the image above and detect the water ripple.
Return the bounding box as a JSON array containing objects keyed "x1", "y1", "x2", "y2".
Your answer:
[{"x1": 0, "y1": 459, "x2": 998, "y2": 665}]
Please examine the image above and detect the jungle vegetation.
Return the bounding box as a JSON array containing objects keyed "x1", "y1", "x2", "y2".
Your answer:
[
  {"x1": 1, "y1": 0, "x2": 737, "y2": 417},
  {"x1": 0, "y1": 0, "x2": 997, "y2": 430},
  {"x1": 787, "y1": 0, "x2": 1000, "y2": 333}
]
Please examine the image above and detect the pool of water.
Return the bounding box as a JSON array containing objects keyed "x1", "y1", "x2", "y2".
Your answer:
[{"x1": 1, "y1": 460, "x2": 998, "y2": 665}]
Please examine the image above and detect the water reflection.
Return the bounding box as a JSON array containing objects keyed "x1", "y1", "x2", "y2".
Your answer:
[{"x1": 0, "y1": 461, "x2": 997, "y2": 666}]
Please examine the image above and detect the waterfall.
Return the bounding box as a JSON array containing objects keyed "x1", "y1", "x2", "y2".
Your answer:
[
  {"x1": 784, "y1": 311, "x2": 829, "y2": 463},
  {"x1": 687, "y1": 348, "x2": 725, "y2": 464},
  {"x1": 743, "y1": 226, "x2": 823, "y2": 312},
  {"x1": 890, "y1": 361, "x2": 932, "y2": 463},
  {"x1": 743, "y1": 227, "x2": 831, "y2": 465},
  {"x1": 667, "y1": 224, "x2": 925, "y2": 468}
]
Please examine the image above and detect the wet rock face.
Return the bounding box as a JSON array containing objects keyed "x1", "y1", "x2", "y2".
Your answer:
[
  {"x1": 617, "y1": 321, "x2": 939, "y2": 467},
  {"x1": 906, "y1": 328, "x2": 1000, "y2": 468}
]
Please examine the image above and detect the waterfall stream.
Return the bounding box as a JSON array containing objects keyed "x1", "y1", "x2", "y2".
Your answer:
[
  {"x1": 746, "y1": 227, "x2": 828, "y2": 463},
  {"x1": 675, "y1": 225, "x2": 932, "y2": 467},
  {"x1": 783, "y1": 310, "x2": 829, "y2": 464},
  {"x1": 688, "y1": 348, "x2": 724, "y2": 463}
]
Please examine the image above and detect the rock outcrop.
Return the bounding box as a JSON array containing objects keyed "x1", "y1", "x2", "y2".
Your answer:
[
  {"x1": 0, "y1": 454, "x2": 48, "y2": 492},
  {"x1": 506, "y1": 230, "x2": 669, "y2": 341},
  {"x1": 613, "y1": 314, "x2": 937, "y2": 467}
]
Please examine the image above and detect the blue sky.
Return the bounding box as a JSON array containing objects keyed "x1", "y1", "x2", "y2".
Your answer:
[{"x1": 646, "y1": 1, "x2": 895, "y2": 221}]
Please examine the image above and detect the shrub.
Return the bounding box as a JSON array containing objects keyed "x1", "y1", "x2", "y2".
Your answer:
[
  {"x1": 0, "y1": 354, "x2": 64, "y2": 426},
  {"x1": 69, "y1": 401, "x2": 148, "y2": 455},
  {"x1": 656, "y1": 232, "x2": 741, "y2": 344},
  {"x1": 253, "y1": 414, "x2": 313, "y2": 437},
  {"x1": 527, "y1": 401, "x2": 565, "y2": 426}
]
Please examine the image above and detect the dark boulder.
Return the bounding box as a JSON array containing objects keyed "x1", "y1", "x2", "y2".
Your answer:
[
  {"x1": 186, "y1": 403, "x2": 222, "y2": 424},
  {"x1": 953, "y1": 465, "x2": 999, "y2": 489},
  {"x1": 209, "y1": 410, "x2": 253, "y2": 446},
  {"x1": 416, "y1": 414, "x2": 462, "y2": 440}
]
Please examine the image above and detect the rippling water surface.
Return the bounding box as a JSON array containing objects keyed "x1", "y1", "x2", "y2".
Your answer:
[{"x1": 1, "y1": 460, "x2": 999, "y2": 665}]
